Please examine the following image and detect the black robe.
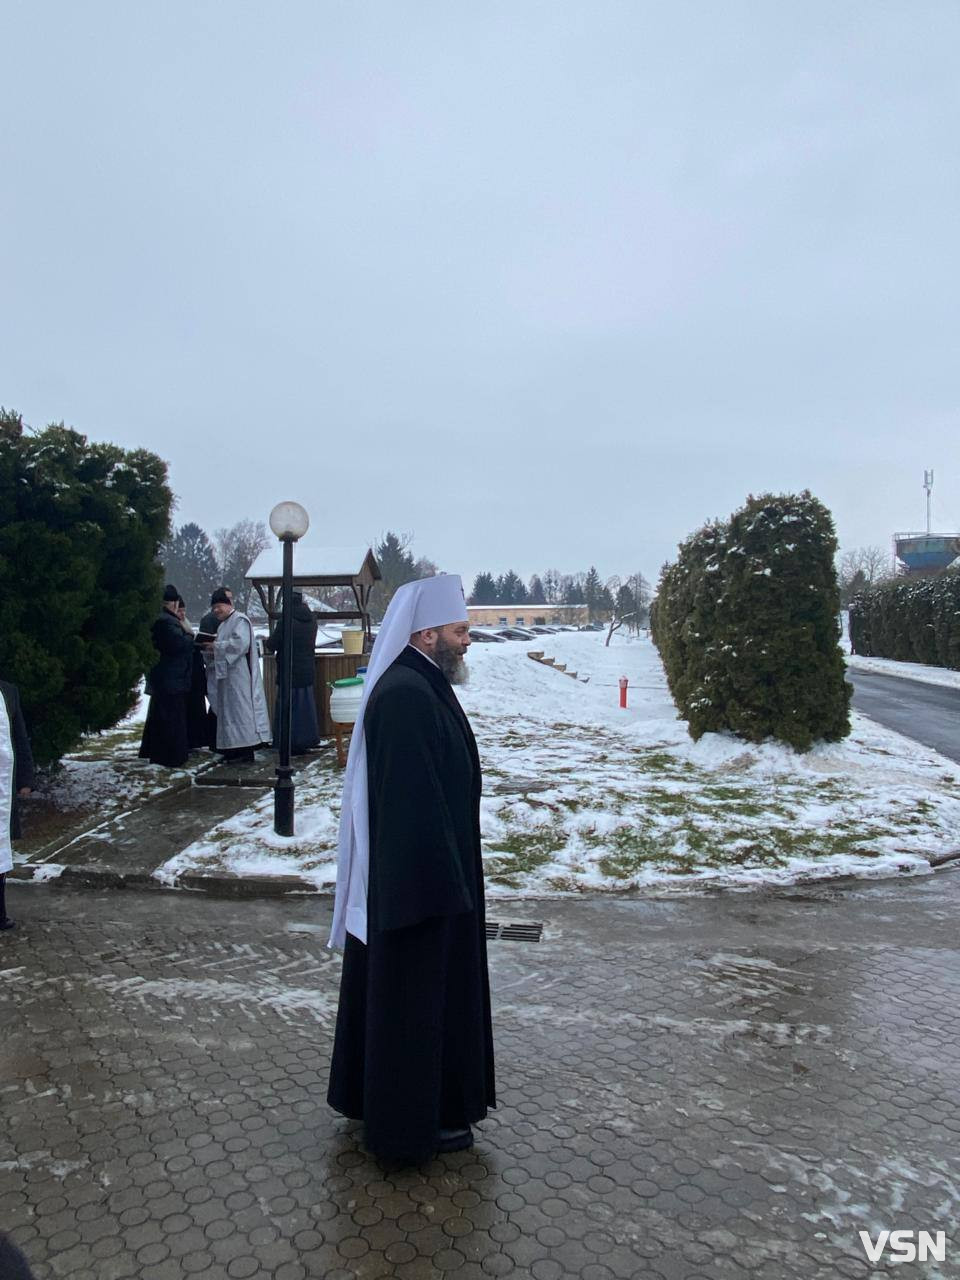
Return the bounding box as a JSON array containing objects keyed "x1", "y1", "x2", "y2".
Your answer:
[
  {"x1": 327, "y1": 646, "x2": 495, "y2": 1162},
  {"x1": 199, "y1": 610, "x2": 223, "y2": 748},
  {"x1": 139, "y1": 611, "x2": 193, "y2": 767},
  {"x1": 264, "y1": 601, "x2": 319, "y2": 753},
  {"x1": 1, "y1": 681, "x2": 37, "y2": 841}
]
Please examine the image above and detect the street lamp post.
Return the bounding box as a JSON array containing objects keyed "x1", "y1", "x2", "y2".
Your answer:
[{"x1": 269, "y1": 501, "x2": 310, "y2": 836}]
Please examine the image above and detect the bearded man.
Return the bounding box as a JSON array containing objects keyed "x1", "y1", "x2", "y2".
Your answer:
[{"x1": 328, "y1": 574, "x2": 495, "y2": 1163}]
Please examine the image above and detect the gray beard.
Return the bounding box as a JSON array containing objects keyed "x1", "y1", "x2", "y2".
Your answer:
[{"x1": 435, "y1": 639, "x2": 469, "y2": 685}]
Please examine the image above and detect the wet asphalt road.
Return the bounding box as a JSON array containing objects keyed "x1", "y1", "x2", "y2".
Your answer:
[
  {"x1": 846, "y1": 668, "x2": 960, "y2": 764},
  {"x1": 3, "y1": 876, "x2": 960, "y2": 1280}
]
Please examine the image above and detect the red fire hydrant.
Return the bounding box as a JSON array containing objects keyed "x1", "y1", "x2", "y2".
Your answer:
[{"x1": 619, "y1": 676, "x2": 628, "y2": 709}]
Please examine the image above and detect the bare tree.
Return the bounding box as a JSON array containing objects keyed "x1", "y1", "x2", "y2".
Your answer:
[
  {"x1": 413, "y1": 556, "x2": 438, "y2": 578},
  {"x1": 215, "y1": 519, "x2": 271, "y2": 614},
  {"x1": 605, "y1": 611, "x2": 635, "y2": 647},
  {"x1": 837, "y1": 545, "x2": 892, "y2": 608},
  {"x1": 859, "y1": 544, "x2": 891, "y2": 584}
]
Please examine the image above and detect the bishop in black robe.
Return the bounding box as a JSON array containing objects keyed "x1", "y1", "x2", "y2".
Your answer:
[{"x1": 327, "y1": 644, "x2": 495, "y2": 1163}]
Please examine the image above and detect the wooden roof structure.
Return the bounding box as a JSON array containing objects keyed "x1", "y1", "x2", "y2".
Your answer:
[{"x1": 246, "y1": 544, "x2": 381, "y2": 637}]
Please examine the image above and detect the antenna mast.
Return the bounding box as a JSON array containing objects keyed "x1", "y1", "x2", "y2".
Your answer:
[{"x1": 924, "y1": 469, "x2": 934, "y2": 535}]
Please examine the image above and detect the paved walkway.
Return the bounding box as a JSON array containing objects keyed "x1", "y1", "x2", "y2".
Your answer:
[
  {"x1": 14, "y1": 752, "x2": 326, "y2": 892},
  {"x1": 2, "y1": 873, "x2": 959, "y2": 1279}
]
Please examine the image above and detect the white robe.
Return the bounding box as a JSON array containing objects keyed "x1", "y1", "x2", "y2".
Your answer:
[
  {"x1": 205, "y1": 610, "x2": 270, "y2": 750},
  {"x1": 0, "y1": 692, "x2": 14, "y2": 875}
]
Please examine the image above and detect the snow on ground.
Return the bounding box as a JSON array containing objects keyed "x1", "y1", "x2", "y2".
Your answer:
[
  {"x1": 37, "y1": 704, "x2": 189, "y2": 815},
  {"x1": 156, "y1": 632, "x2": 960, "y2": 896},
  {"x1": 846, "y1": 653, "x2": 960, "y2": 690},
  {"x1": 14, "y1": 686, "x2": 199, "y2": 869}
]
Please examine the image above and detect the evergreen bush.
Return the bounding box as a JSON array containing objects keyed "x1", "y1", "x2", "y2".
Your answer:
[
  {"x1": 653, "y1": 491, "x2": 850, "y2": 751},
  {"x1": 0, "y1": 413, "x2": 173, "y2": 764},
  {"x1": 849, "y1": 570, "x2": 960, "y2": 669}
]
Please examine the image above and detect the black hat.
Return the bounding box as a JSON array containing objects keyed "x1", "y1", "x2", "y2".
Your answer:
[
  {"x1": 162, "y1": 584, "x2": 179, "y2": 602},
  {"x1": 210, "y1": 588, "x2": 232, "y2": 606}
]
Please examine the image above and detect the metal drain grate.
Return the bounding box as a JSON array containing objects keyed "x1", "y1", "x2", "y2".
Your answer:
[{"x1": 485, "y1": 921, "x2": 543, "y2": 942}]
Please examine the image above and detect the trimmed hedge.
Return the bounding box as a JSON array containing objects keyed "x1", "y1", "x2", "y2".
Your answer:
[
  {"x1": 849, "y1": 572, "x2": 960, "y2": 668},
  {"x1": 652, "y1": 491, "x2": 850, "y2": 751}
]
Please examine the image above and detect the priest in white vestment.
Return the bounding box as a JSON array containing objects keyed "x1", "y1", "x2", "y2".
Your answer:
[{"x1": 201, "y1": 589, "x2": 270, "y2": 763}]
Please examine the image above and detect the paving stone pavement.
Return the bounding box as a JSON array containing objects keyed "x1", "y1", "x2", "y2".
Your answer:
[{"x1": 2, "y1": 873, "x2": 960, "y2": 1280}]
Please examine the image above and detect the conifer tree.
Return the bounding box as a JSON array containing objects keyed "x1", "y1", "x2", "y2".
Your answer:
[
  {"x1": 0, "y1": 415, "x2": 173, "y2": 764},
  {"x1": 497, "y1": 571, "x2": 526, "y2": 604},
  {"x1": 615, "y1": 583, "x2": 635, "y2": 618},
  {"x1": 369, "y1": 531, "x2": 419, "y2": 619},
  {"x1": 160, "y1": 522, "x2": 220, "y2": 618},
  {"x1": 469, "y1": 572, "x2": 497, "y2": 604},
  {"x1": 583, "y1": 566, "x2": 602, "y2": 619},
  {"x1": 654, "y1": 492, "x2": 850, "y2": 750}
]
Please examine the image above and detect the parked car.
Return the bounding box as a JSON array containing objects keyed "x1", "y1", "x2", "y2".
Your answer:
[
  {"x1": 494, "y1": 627, "x2": 538, "y2": 641},
  {"x1": 469, "y1": 627, "x2": 507, "y2": 643},
  {"x1": 528, "y1": 625, "x2": 559, "y2": 634}
]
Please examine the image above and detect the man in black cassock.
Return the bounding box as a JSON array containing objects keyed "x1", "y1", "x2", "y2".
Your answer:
[
  {"x1": 327, "y1": 574, "x2": 495, "y2": 1163},
  {"x1": 138, "y1": 584, "x2": 194, "y2": 767}
]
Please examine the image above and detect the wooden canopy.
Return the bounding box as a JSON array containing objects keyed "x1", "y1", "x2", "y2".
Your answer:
[{"x1": 245, "y1": 544, "x2": 381, "y2": 640}]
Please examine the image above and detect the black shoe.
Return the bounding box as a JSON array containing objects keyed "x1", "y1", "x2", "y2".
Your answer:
[
  {"x1": 0, "y1": 917, "x2": 16, "y2": 931},
  {"x1": 437, "y1": 1126, "x2": 473, "y2": 1153}
]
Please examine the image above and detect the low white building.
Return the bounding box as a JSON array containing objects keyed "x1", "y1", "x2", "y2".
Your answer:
[{"x1": 467, "y1": 603, "x2": 588, "y2": 627}]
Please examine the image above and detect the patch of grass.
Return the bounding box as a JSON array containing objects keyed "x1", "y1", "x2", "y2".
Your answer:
[
  {"x1": 556, "y1": 796, "x2": 583, "y2": 812},
  {"x1": 713, "y1": 843, "x2": 787, "y2": 867},
  {"x1": 636, "y1": 786, "x2": 691, "y2": 817},
  {"x1": 69, "y1": 725, "x2": 145, "y2": 761},
  {"x1": 483, "y1": 826, "x2": 566, "y2": 878},
  {"x1": 586, "y1": 824, "x2": 667, "y2": 878},
  {"x1": 633, "y1": 749, "x2": 693, "y2": 775}
]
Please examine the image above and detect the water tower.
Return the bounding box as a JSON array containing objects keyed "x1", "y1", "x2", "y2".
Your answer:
[{"x1": 893, "y1": 471, "x2": 960, "y2": 575}]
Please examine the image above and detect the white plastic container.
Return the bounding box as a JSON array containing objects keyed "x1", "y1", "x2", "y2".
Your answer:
[{"x1": 329, "y1": 677, "x2": 364, "y2": 725}]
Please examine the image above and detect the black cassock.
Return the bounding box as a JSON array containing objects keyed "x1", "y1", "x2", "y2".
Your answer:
[
  {"x1": 327, "y1": 646, "x2": 495, "y2": 1162},
  {"x1": 138, "y1": 611, "x2": 193, "y2": 768}
]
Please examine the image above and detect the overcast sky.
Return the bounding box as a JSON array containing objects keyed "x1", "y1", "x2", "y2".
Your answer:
[{"x1": 3, "y1": 2, "x2": 959, "y2": 587}]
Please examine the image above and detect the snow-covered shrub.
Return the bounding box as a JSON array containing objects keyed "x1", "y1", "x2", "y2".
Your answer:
[
  {"x1": 850, "y1": 570, "x2": 960, "y2": 669},
  {"x1": 0, "y1": 412, "x2": 173, "y2": 764},
  {"x1": 654, "y1": 491, "x2": 850, "y2": 751},
  {"x1": 653, "y1": 520, "x2": 732, "y2": 740}
]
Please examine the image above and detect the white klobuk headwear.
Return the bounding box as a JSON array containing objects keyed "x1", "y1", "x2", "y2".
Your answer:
[{"x1": 328, "y1": 574, "x2": 468, "y2": 947}]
